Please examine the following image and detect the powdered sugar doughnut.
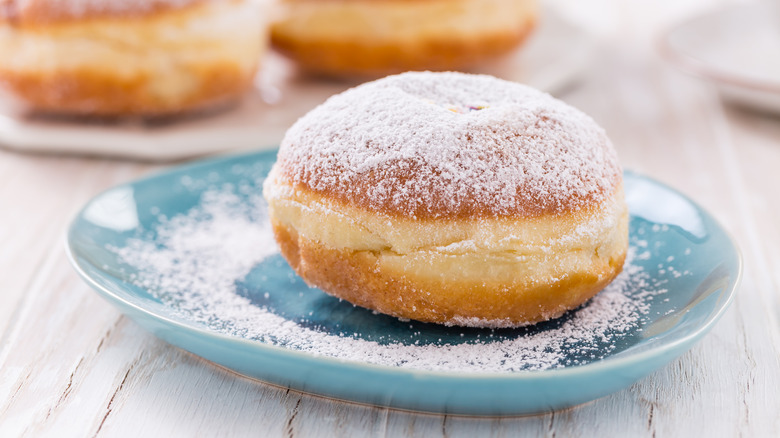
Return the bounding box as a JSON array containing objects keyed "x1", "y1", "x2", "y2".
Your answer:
[
  {"x1": 270, "y1": 0, "x2": 537, "y2": 77},
  {"x1": 263, "y1": 71, "x2": 628, "y2": 328},
  {"x1": 0, "y1": 0, "x2": 270, "y2": 116}
]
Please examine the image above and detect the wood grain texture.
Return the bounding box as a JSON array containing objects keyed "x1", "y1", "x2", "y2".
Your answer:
[{"x1": 1, "y1": 0, "x2": 779, "y2": 436}]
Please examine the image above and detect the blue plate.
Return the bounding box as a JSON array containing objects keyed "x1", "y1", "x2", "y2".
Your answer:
[{"x1": 67, "y1": 150, "x2": 741, "y2": 416}]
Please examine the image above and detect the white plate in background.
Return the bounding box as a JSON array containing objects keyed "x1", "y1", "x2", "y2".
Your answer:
[
  {"x1": 660, "y1": 1, "x2": 780, "y2": 114},
  {"x1": 0, "y1": 9, "x2": 594, "y2": 162}
]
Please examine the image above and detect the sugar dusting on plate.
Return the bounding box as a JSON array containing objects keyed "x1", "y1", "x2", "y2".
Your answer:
[{"x1": 111, "y1": 187, "x2": 668, "y2": 373}]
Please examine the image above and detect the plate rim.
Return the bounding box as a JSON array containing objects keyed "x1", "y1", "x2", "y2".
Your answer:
[{"x1": 66, "y1": 150, "x2": 743, "y2": 382}]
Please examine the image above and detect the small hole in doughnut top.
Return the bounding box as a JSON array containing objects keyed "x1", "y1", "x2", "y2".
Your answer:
[
  {"x1": 426, "y1": 100, "x2": 489, "y2": 114},
  {"x1": 272, "y1": 72, "x2": 622, "y2": 220}
]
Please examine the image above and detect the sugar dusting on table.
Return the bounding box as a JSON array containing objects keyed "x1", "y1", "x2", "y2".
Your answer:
[{"x1": 112, "y1": 188, "x2": 666, "y2": 373}]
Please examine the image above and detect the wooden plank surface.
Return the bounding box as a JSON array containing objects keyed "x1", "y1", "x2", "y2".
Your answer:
[{"x1": 1, "y1": 1, "x2": 779, "y2": 436}]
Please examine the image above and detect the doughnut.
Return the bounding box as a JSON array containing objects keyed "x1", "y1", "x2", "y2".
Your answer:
[
  {"x1": 0, "y1": 0, "x2": 270, "y2": 116},
  {"x1": 270, "y1": 0, "x2": 537, "y2": 77},
  {"x1": 263, "y1": 72, "x2": 628, "y2": 328}
]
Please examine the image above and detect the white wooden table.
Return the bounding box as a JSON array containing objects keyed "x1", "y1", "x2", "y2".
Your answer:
[{"x1": 1, "y1": 1, "x2": 779, "y2": 436}]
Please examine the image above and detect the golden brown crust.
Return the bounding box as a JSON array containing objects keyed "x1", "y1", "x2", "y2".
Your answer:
[
  {"x1": 271, "y1": 21, "x2": 535, "y2": 77},
  {"x1": 272, "y1": 220, "x2": 627, "y2": 327},
  {"x1": 0, "y1": 0, "x2": 209, "y2": 25},
  {"x1": 0, "y1": 64, "x2": 253, "y2": 116}
]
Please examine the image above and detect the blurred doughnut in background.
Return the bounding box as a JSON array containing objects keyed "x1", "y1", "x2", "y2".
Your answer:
[
  {"x1": 0, "y1": 0, "x2": 272, "y2": 117},
  {"x1": 271, "y1": 0, "x2": 538, "y2": 78}
]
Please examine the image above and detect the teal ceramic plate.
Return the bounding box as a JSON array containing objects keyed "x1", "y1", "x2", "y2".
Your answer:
[{"x1": 67, "y1": 150, "x2": 741, "y2": 416}]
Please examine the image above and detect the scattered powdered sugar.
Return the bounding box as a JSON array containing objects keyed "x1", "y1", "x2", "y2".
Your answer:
[
  {"x1": 274, "y1": 72, "x2": 622, "y2": 219},
  {"x1": 110, "y1": 187, "x2": 669, "y2": 373}
]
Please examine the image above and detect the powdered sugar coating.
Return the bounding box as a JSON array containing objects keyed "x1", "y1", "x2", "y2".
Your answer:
[
  {"x1": 1, "y1": 0, "x2": 213, "y2": 23},
  {"x1": 275, "y1": 72, "x2": 622, "y2": 219}
]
